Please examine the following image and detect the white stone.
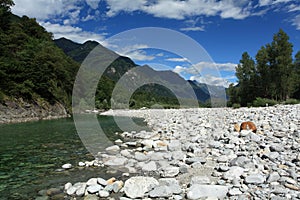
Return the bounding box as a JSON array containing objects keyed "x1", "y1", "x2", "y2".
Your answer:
[
  {"x1": 123, "y1": 176, "x2": 159, "y2": 198},
  {"x1": 187, "y1": 184, "x2": 229, "y2": 199},
  {"x1": 62, "y1": 163, "x2": 72, "y2": 169},
  {"x1": 99, "y1": 190, "x2": 110, "y2": 198},
  {"x1": 142, "y1": 161, "x2": 157, "y2": 172}
]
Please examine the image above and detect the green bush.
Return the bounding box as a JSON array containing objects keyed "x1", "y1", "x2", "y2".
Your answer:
[
  {"x1": 283, "y1": 98, "x2": 299, "y2": 105},
  {"x1": 232, "y1": 103, "x2": 241, "y2": 109},
  {"x1": 252, "y1": 98, "x2": 278, "y2": 107}
]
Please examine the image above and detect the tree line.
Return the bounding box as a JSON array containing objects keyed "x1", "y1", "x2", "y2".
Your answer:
[
  {"x1": 0, "y1": 0, "x2": 79, "y2": 109},
  {"x1": 228, "y1": 29, "x2": 300, "y2": 107}
]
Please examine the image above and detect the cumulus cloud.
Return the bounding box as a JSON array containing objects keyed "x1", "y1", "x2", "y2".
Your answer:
[
  {"x1": 173, "y1": 62, "x2": 237, "y2": 76},
  {"x1": 190, "y1": 75, "x2": 233, "y2": 88},
  {"x1": 12, "y1": 0, "x2": 65, "y2": 20},
  {"x1": 40, "y1": 22, "x2": 106, "y2": 43},
  {"x1": 173, "y1": 65, "x2": 198, "y2": 75}
]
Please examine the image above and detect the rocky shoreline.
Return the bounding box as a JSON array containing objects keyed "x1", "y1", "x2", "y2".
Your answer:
[
  {"x1": 0, "y1": 99, "x2": 69, "y2": 124},
  {"x1": 39, "y1": 104, "x2": 299, "y2": 199}
]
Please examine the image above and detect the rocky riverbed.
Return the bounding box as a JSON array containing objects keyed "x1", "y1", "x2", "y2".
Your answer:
[{"x1": 40, "y1": 104, "x2": 300, "y2": 199}]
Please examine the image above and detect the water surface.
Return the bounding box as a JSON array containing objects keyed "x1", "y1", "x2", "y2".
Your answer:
[{"x1": 0, "y1": 115, "x2": 147, "y2": 199}]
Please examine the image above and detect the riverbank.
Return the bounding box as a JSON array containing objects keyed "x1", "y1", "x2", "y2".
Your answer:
[
  {"x1": 0, "y1": 99, "x2": 69, "y2": 124},
  {"x1": 41, "y1": 104, "x2": 299, "y2": 199}
]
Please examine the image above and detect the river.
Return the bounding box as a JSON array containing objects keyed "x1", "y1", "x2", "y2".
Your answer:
[{"x1": 0, "y1": 115, "x2": 147, "y2": 199}]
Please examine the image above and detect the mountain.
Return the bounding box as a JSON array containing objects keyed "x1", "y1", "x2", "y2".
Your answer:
[
  {"x1": 54, "y1": 38, "x2": 99, "y2": 63},
  {"x1": 54, "y1": 37, "x2": 227, "y2": 109}
]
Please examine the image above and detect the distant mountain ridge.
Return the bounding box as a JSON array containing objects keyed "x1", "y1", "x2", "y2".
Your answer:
[{"x1": 54, "y1": 37, "x2": 227, "y2": 108}]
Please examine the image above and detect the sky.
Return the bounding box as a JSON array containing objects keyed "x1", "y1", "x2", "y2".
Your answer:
[{"x1": 11, "y1": 0, "x2": 300, "y2": 87}]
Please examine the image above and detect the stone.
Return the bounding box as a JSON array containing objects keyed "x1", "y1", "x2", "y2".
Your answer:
[
  {"x1": 141, "y1": 139, "x2": 154, "y2": 148},
  {"x1": 112, "y1": 181, "x2": 124, "y2": 193},
  {"x1": 87, "y1": 184, "x2": 103, "y2": 194},
  {"x1": 105, "y1": 145, "x2": 120, "y2": 154},
  {"x1": 134, "y1": 152, "x2": 149, "y2": 161},
  {"x1": 123, "y1": 176, "x2": 159, "y2": 199},
  {"x1": 107, "y1": 177, "x2": 116, "y2": 185},
  {"x1": 190, "y1": 176, "x2": 211, "y2": 185},
  {"x1": 168, "y1": 140, "x2": 182, "y2": 151},
  {"x1": 270, "y1": 145, "x2": 284, "y2": 152},
  {"x1": 223, "y1": 166, "x2": 245, "y2": 180},
  {"x1": 149, "y1": 186, "x2": 173, "y2": 198},
  {"x1": 217, "y1": 155, "x2": 229, "y2": 163},
  {"x1": 84, "y1": 194, "x2": 98, "y2": 200},
  {"x1": 75, "y1": 183, "x2": 86, "y2": 197},
  {"x1": 186, "y1": 157, "x2": 206, "y2": 165},
  {"x1": 46, "y1": 188, "x2": 61, "y2": 196},
  {"x1": 142, "y1": 161, "x2": 157, "y2": 172},
  {"x1": 86, "y1": 178, "x2": 98, "y2": 186},
  {"x1": 97, "y1": 178, "x2": 108, "y2": 186},
  {"x1": 78, "y1": 162, "x2": 85, "y2": 167},
  {"x1": 120, "y1": 149, "x2": 132, "y2": 158},
  {"x1": 172, "y1": 151, "x2": 186, "y2": 161},
  {"x1": 160, "y1": 166, "x2": 180, "y2": 177},
  {"x1": 284, "y1": 183, "x2": 300, "y2": 191},
  {"x1": 66, "y1": 186, "x2": 78, "y2": 196},
  {"x1": 114, "y1": 139, "x2": 123, "y2": 145},
  {"x1": 64, "y1": 182, "x2": 72, "y2": 191},
  {"x1": 187, "y1": 184, "x2": 229, "y2": 199},
  {"x1": 208, "y1": 141, "x2": 222, "y2": 149},
  {"x1": 62, "y1": 163, "x2": 72, "y2": 169},
  {"x1": 104, "y1": 157, "x2": 127, "y2": 166},
  {"x1": 229, "y1": 156, "x2": 249, "y2": 167},
  {"x1": 267, "y1": 172, "x2": 281, "y2": 183},
  {"x1": 99, "y1": 190, "x2": 110, "y2": 197},
  {"x1": 159, "y1": 178, "x2": 182, "y2": 194},
  {"x1": 245, "y1": 174, "x2": 266, "y2": 184},
  {"x1": 228, "y1": 188, "x2": 242, "y2": 196}
]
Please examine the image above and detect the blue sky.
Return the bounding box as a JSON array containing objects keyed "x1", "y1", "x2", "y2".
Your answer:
[{"x1": 11, "y1": 0, "x2": 300, "y2": 87}]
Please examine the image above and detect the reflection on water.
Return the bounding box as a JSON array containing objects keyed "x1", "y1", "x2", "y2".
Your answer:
[{"x1": 0, "y1": 115, "x2": 148, "y2": 199}]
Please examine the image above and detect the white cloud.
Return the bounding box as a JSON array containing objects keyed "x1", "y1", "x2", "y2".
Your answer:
[
  {"x1": 166, "y1": 57, "x2": 189, "y2": 62},
  {"x1": 40, "y1": 22, "x2": 106, "y2": 44},
  {"x1": 292, "y1": 14, "x2": 300, "y2": 30},
  {"x1": 180, "y1": 26, "x2": 205, "y2": 32},
  {"x1": 173, "y1": 65, "x2": 198, "y2": 75},
  {"x1": 288, "y1": 4, "x2": 300, "y2": 12},
  {"x1": 190, "y1": 75, "x2": 233, "y2": 88},
  {"x1": 259, "y1": 0, "x2": 272, "y2": 6},
  {"x1": 112, "y1": 44, "x2": 156, "y2": 61},
  {"x1": 193, "y1": 62, "x2": 237, "y2": 72},
  {"x1": 122, "y1": 50, "x2": 155, "y2": 61},
  {"x1": 104, "y1": 0, "x2": 257, "y2": 20},
  {"x1": 86, "y1": 0, "x2": 101, "y2": 9},
  {"x1": 106, "y1": 0, "x2": 146, "y2": 17},
  {"x1": 12, "y1": 0, "x2": 66, "y2": 20}
]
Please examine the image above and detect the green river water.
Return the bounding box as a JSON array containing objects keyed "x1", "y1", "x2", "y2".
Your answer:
[{"x1": 0, "y1": 116, "x2": 147, "y2": 199}]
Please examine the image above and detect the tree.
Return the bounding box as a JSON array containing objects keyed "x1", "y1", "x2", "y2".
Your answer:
[
  {"x1": 235, "y1": 52, "x2": 257, "y2": 106},
  {"x1": 291, "y1": 51, "x2": 300, "y2": 99},
  {"x1": 267, "y1": 29, "x2": 293, "y2": 100},
  {"x1": 0, "y1": 0, "x2": 14, "y2": 30},
  {"x1": 256, "y1": 46, "x2": 270, "y2": 98}
]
